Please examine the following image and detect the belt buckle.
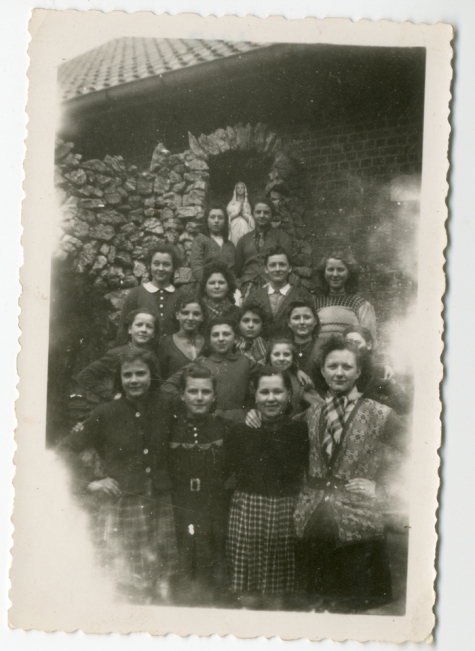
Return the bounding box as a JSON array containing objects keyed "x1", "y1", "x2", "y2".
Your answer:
[{"x1": 190, "y1": 478, "x2": 200, "y2": 492}]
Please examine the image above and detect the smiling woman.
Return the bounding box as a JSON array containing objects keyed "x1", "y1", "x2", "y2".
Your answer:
[
  {"x1": 293, "y1": 336, "x2": 407, "y2": 612},
  {"x1": 314, "y1": 252, "x2": 377, "y2": 344},
  {"x1": 57, "y1": 349, "x2": 177, "y2": 604}
]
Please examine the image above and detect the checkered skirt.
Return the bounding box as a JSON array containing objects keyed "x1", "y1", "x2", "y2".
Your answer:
[
  {"x1": 92, "y1": 492, "x2": 178, "y2": 596},
  {"x1": 227, "y1": 491, "x2": 297, "y2": 595}
]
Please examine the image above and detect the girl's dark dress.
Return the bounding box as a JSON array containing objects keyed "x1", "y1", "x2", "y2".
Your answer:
[
  {"x1": 226, "y1": 417, "x2": 309, "y2": 595},
  {"x1": 165, "y1": 409, "x2": 230, "y2": 596},
  {"x1": 159, "y1": 335, "x2": 204, "y2": 380},
  {"x1": 57, "y1": 394, "x2": 177, "y2": 599}
]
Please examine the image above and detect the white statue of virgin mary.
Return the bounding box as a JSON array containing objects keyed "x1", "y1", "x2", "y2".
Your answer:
[{"x1": 226, "y1": 182, "x2": 255, "y2": 246}]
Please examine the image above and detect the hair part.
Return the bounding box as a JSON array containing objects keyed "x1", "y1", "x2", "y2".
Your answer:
[{"x1": 146, "y1": 243, "x2": 181, "y2": 273}]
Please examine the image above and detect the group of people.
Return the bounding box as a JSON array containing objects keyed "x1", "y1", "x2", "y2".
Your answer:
[{"x1": 57, "y1": 194, "x2": 411, "y2": 612}]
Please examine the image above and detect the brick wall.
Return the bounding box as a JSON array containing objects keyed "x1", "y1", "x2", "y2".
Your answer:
[{"x1": 279, "y1": 113, "x2": 423, "y2": 345}]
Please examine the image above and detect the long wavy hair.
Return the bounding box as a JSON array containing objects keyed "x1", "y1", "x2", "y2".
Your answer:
[{"x1": 316, "y1": 251, "x2": 360, "y2": 295}]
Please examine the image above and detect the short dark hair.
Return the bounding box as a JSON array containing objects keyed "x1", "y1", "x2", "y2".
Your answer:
[
  {"x1": 172, "y1": 292, "x2": 206, "y2": 332},
  {"x1": 206, "y1": 315, "x2": 238, "y2": 338},
  {"x1": 266, "y1": 337, "x2": 298, "y2": 373},
  {"x1": 146, "y1": 243, "x2": 181, "y2": 273},
  {"x1": 264, "y1": 245, "x2": 292, "y2": 266},
  {"x1": 317, "y1": 251, "x2": 359, "y2": 295},
  {"x1": 250, "y1": 365, "x2": 293, "y2": 415},
  {"x1": 319, "y1": 335, "x2": 362, "y2": 370},
  {"x1": 199, "y1": 261, "x2": 237, "y2": 302},
  {"x1": 114, "y1": 348, "x2": 161, "y2": 394},
  {"x1": 239, "y1": 299, "x2": 267, "y2": 325},
  {"x1": 286, "y1": 299, "x2": 320, "y2": 338},
  {"x1": 252, "y1": 196, "x2": 275, "y2": 217},
  {"x1": 179, "y1": 363, "x2": 217, "y2": 394},
  {"x1": 203, "y1": 203, "x2": 229, "y2": 241},
  {"x1": 342, "y1": 324, "x2": 374, "y2": 350}
]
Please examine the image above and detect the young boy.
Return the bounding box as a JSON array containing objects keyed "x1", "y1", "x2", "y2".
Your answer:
[
  {"x1": 250, "y1": 245, "x2": 314, "y2": 338},
  {"x1": 165, "y1": 365, "x2": 230, "y2": 604},
  {"x1": 161, "y1": 317, "x2": 254, "y2": 423},
  {"x1": 234, "y1": 300, "x2": 268, "y2": 366}
]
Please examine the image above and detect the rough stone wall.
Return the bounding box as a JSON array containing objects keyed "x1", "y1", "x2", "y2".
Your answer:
[{"x1": 54, "y1": 123, "x2": 313, "y2": 331}]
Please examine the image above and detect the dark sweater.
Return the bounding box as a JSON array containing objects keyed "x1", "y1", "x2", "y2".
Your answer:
[
  {"x1": 117, "y1": 284, "x2": 179, "y2": 338},
  {"x1": 226, "y1": 417, "x2": 309, "y2": 497},
  {"x1": 158, "y1": 335, "x2": 205, "y2": 380},
  {"x1": 57, "y1": 394, "x2": 171, "y2": 495},
  {"x1": 235, "y1": 228, "x2": 292, "y2": 285},
  {"x1": 166, "y1": 410, "x2": 229, "y2": 492}
]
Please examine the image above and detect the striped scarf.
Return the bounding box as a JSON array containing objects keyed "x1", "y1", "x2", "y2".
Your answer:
[{"x1": 322, "y1": 393, "x2": 350, "y2": 460}]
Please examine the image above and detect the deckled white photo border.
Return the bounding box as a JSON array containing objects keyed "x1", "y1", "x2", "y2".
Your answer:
[{"x1": 9, "y1": 9, "x2": 452, "y2": 642}]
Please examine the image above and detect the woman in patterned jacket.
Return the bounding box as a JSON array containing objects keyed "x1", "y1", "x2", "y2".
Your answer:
[{"x1": 293, "y1": 336, "x2": 406, "y2": 612}]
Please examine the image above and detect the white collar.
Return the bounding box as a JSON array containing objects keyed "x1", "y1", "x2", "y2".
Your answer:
[
  {"x1": 267, "y1": 283, "x2": 291, "y2": 296},
  {"x1": 143, "y1": 282, "x2": 175, "y2": 294}
]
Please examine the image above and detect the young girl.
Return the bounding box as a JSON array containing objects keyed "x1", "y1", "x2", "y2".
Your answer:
[
  {"x1": 161, "y1": 317, "x2": 254, "y2": 424},
  {"x1": 286, "y1": 300, "x2": 321, "y2": 375},
  {"x1": 190, "y1": 204, "x2": 236, "y2": 282},
  {"x1": 267, "y1": 338, "x2": 322, "y2": 415},
  {"x1": 77, "y1": 309, "x2": 160, "y2": 404},
  {"x1": 226, "y1": 367, "x2": 309, "y2": 608},
  {"x1": 159, "y1": 294, "x2": 206, "y2": 379},
  {"x1": 234, "y1": 300, "x2": 268, "y2": 366},
  {"x1": 165, "y1": 365, "x2": 230, "y2": 604},
  {"x1": 57, "y1": 349, "x2": 177, "y2": 604},
  {"x1": 199, "y1": 262, "x2": 241, "y2": 323},
  {"x1": 118, "y1": 243, "x2": 181, "y2": 338}
]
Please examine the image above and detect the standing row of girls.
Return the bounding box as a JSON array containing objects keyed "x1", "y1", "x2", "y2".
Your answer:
[{"x1": 58, "y1": 335, "x2": 406, "y2": 612}]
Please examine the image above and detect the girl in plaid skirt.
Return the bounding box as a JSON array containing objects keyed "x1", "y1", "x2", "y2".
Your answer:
[
  {"x1": 226, "y1": 367, "x2": 309, "y2": 608},
  {"x1": 58, "y1": 349, "x2": 178, "y2": 604}
]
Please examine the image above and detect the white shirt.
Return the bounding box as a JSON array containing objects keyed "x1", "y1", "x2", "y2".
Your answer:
[{"x1": 267, "y1": 283, "x2": 291, "y2": 296}]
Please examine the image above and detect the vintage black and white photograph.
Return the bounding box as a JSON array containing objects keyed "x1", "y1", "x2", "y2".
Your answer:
[{"x1": 10, "y1": 11, "x2": 451, "y2": 642}]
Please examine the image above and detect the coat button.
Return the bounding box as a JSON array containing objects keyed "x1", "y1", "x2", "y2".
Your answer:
[
  {"x1": 324, "y1": 496, "x2": 329, "y2": 502},
  {"x1": 135, "y1": 412, "x2": 140, "y2": 418},
  {"x1": 326, "y1": 481, "x2": 331, "y2": 486},
  {"x1": 145, "y1": 467, "x2": 151, "y2": 473},
  {"x1": 143, "y1": 449, "x2": 149, "y2": 454}
]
